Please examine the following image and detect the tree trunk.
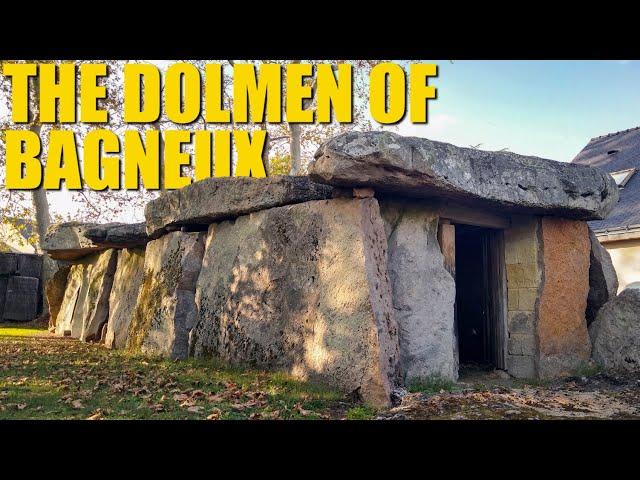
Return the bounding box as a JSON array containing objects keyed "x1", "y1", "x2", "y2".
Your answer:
[
  {"x1": 29, "y1": 124, "x2": 50, "y2": 252},
  {"x1": 261, "y1": 122, "x2": 270, "y2": 175},
  {"x1": 29, "y1": 123, "x2": 56, "y2": 319},
  {"x1": 289, "y1": 123, "x2": 302, "y2": 175}
]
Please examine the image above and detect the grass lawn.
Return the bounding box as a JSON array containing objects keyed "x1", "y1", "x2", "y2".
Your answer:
[{"x1": 0, "y1": 322, "x2": 374, "y2": 420}]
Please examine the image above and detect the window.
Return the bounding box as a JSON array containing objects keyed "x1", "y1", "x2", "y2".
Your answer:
[{"x1": 610, "y1": 168, "x2": 637, "y2": 188}]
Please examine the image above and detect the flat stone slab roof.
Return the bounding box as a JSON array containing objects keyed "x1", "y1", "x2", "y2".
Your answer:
[{"x1": 309, "y1": 131, "x2": 619, "y2": 220}]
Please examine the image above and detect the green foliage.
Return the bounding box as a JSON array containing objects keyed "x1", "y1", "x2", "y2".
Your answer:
[
  {"x1": 269, "y1": 154, "x2": 292, "y2": 176},
  {"x1": 346, "y1": 405, "x2": 377, "y2": 420},
  {"x1": 408, "y1": 375, "x2": 459, "y2": 394},
  {"x1": 573, "y1": 362, "x2": 601, "y2": 378}
]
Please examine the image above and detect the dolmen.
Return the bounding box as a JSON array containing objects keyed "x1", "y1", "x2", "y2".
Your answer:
[{"x1": 44, "y1": 132, "x2": 620, "y2": 407}]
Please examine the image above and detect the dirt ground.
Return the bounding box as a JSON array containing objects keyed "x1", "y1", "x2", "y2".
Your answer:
[{"x1": 381, "y1": 368, "x2": 640, "y2": 420}]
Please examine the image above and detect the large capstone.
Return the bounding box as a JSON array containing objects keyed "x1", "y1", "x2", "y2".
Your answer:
[
  {"x1": 127, "y1": 231, "x2": 205, "y2": 359},
  {"x1": 586, "y1": 228, "x2": 619, "y2": 325},
  {"x1": 189, "y1": 198, "x2": 400, "y2": 408},
  {"x1": 589, "y1": 283, "x2": 640, "y2": 372},
  {"x1": 144, "y1": 176, "x2": 334, "y2": 238},
  {"x1": 380, "y1": 199, "x2": 457, "y2": 383},
  {"x1": 43, "y1": 222, "x2": 150, "y2": 260},
  {"x1": 309, "y1": 131, "x2": 618, "y2": 220},
  {"x1": 43, "y1": 222, "x2": 106, "y2": 260},
  {"x1": 84, "y1": 222, "x2": 149, "y2": 249},
  {"x1": 105, "y1": 248, "x2": 145, "y2": 349}
]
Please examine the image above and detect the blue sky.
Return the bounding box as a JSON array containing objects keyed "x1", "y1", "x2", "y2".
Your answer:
[{"x1": 396, "y1": 60, "x2": 640, "y2": 161}]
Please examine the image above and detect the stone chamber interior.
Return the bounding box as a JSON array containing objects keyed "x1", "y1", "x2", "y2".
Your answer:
[{"x1": 454, "y1": 224, "x2": 506, "y2": 374}]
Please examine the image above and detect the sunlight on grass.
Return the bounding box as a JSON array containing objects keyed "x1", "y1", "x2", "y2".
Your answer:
[
  {"x1": 0, "y1": 333, "x2": 356, "y2": 420},
  {"x1": 0, "y1": 324, "x2": 46, "y2": 338}
]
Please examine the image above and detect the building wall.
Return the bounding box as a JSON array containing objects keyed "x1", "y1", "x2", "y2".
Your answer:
[
  {"x1": 603, "y1": 239, "x2": 640, "y2": 292},
  {"x1": 504, "y1": 216, "x2": 542, "y2": 378}
]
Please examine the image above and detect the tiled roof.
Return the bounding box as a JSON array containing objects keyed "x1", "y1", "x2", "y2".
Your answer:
[{"x1": 572, "y1": 127, "x2": 640, "y2": 232}]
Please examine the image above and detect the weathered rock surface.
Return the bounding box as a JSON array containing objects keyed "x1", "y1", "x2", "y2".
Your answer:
[
  {"x1": 190, "y1": 198, "x2": 400, "y2": 407},
  {"x1": 55, "y1": 262, "x2": 87, "y2": 337},
  {"x1": 589, "y1": 283, "x2": 640, "y2": 372},
  {"x1": 3, "y1": 276, "x2": 40, "y2": 321},
  {"x1": 127, "y1": 232, "x2": 205, "y2": 359},
  {"x1": 380, "y1": 199, "x2": 457, "y2": 383},
  {"x1": 309, "y1": 131, "x2": 618, "y2": 220},
  {"x1": 43, "y1": 222, "x2": 106, "y2": 260},
  {"x1": 537, "y1": 218, "x2": 592, "y2": 378},
  {"x1": 43, "y1": 222, "x2": 149, "y2": 260},
  {"x1": 586, "y1": 228, "x2": 619, "y2": 325},
  {"x1": 54, "y1": 250, "x2": 118, "y2": 339},
  {"x1": 80, "y1": 249, "x2": 118, "y2": 342},
  {"x1": 45, "y1": 264, "x2": 71, "y2": 332},
  {"x1": 105, "y1": 248, "x2": 145, "y2": 349},
  {"x1": 144, "y1": 176, "x2": 334, "y2": 239},
  {"x1": 84, "y1": 222, "x2": 149, "y2": 249}
]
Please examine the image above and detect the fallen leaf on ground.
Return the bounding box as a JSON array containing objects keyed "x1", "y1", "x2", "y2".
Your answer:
[{"x1": 87, "y1": 410, "x2": 104, "y2": 420}]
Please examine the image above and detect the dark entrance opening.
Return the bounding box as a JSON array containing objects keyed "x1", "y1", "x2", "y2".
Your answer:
[{"x1": 454, "y1": 224, "x2": 506, "y2": 370}]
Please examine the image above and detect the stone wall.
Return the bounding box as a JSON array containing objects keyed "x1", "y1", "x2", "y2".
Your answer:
[
  {"x1": 504, "y1": 216, "x2": 543, "y2": 378},
  {"x1": 503, "y1": 216, "x2": 592, "y2": 379},
  {"x1": 0, "y1": 253, "x2": 43, "y2": 322}
]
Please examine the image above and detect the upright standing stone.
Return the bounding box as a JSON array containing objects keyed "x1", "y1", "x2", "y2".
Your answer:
[
  {"x1": 586, "y1": 228, "x2": 619, "y2": 325},
  {"x1": 190, "y1": 198, "x2": 400, "y2": 407},
  {"x1": 589, "y1": 283, "x2": 640, "y2": 372},
  {"x1": 127, "y1": 232, "x2": 206, "y2": 359},
  {"x1": 105, "y1": 248, "x2": 145, "y2": 349},
  {"x1": 3, "y1": 276, "x2": 39, "y2": 321},
  {"x1": 55, "y1": 263, "x2": 87, "y2": 337},
  {"x1": 45, "y1": 264, "x2": 71, "y2": 332},
  {"x1": 537, "y1": 218, "x2": 592, "y2": 378},
  {"x1": 80, "y1": 249, "x2": 118, "y2": 342},
  {"x1": 54, "y1": 250, "x2": 117, "y2": 339},
  {"x1": 380, "y1": 199, "x2": 458, "y2": 383}
]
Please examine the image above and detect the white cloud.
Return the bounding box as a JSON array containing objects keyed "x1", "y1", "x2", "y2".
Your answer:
[{"x1": 396, "y1": 113, "x2": 458, "y2": 138}]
